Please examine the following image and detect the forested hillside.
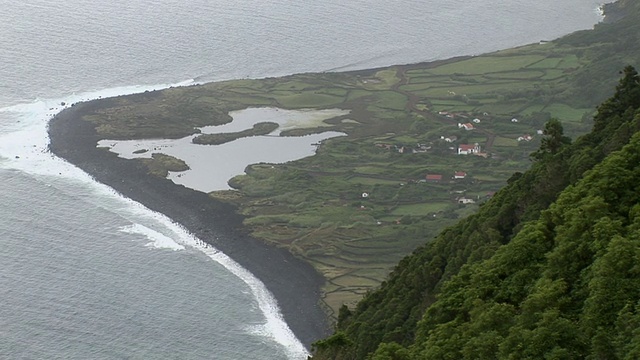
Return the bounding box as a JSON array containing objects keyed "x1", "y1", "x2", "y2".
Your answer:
[{"x1": 311, "y1": 7, "x2": 640, "y2": 359}]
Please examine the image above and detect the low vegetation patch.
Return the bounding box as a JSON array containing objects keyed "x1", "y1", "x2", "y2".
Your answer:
[
  {"x1": 192, "y1": 122, "x2": 279, "y2": 145},
  {"x1": 141, "y1": 153, "x2": 189, "y2": 177}
]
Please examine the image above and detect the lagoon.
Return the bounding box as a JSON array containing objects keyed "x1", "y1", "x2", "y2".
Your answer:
[{"x1": 98, "y1": 107, "x2": 349, "y2": 192}]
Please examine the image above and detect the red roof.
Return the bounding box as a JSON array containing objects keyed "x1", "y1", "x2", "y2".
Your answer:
[
  {"x1": 459, "y1": 144, "x2": 476, "y2": 151},
  {"x1": 426, "y1": 174, "x2": 442, "y2": 181},
  {"x1": 454, "y1": 171, "x2": 467, "y2": 177}
]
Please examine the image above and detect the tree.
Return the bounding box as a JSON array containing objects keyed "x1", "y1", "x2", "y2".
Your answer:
[
  {"x1": 370, "y1": 342, "x2": 411, "y2": 360},
  {"x1": 593, "y1": 65, "x2": 640, "y2": 133},
  {"x1": 532, "y1": 119, "x2": 571, "y2": 160}
]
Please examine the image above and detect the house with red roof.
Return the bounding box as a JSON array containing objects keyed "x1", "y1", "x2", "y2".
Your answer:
[
  {"x1": 458, "y1": 122, "x2": 474, "y2": 131},
  {"x1": 426, "y1": 174, "x2": 443, "y2": 182},
  {"x1": 454, "y1": 171, "x2": 467, "y2": 179},
  {"x1": 458, "y1": 143, "x2": 480, "y2": 155}
]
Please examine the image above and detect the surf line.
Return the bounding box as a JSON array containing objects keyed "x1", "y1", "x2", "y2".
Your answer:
[{"x1": 0, "y1": 80, "x2": 309, "y2": 359}]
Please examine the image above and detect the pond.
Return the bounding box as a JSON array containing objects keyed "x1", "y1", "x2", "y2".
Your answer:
[{"x1": 97, "y1": 107, "x2": 349, "y2": 192}]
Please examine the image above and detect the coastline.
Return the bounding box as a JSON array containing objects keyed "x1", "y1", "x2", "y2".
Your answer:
[
  {"x1": 42, "y1": 8, "x2": 617, "y2": 348},
  {"x1": 47, "y1": 95, "x2": 332, "y2": 348}
]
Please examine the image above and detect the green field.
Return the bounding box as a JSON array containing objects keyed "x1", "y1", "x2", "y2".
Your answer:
[
  {"x1": 391, "y1": 202, "x2": 451, "y2": 215},
  {"x1": 425, "y1": 55, "x2": 547, "y2": 75},
  {"x1": 542, "y1": 103, "x2": 592, "y2": 122}
]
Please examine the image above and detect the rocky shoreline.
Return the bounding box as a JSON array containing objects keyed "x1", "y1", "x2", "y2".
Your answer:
[{"x1": 47, "y1": 96, "x2": 332, "y2": 348}]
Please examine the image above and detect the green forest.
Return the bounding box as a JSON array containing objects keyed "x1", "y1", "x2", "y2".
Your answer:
[{"x1": 311, "y1": 3, "x2": 640, "y2": 360}]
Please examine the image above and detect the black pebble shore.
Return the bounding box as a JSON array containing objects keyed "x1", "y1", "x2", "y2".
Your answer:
[{"x1": 48, "y1": 96, "x2": 332, "y2": 349}]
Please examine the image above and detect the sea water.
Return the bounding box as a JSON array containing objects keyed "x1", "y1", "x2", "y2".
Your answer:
[{"x1": 0, "y1": 0, "x2": 604, "y2": 358}]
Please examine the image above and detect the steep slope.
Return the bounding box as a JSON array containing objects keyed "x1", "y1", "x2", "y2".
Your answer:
[
  {"x1": 312, "y1": 63, "x2": 640, "y2": 360},
  {"x1": 409, "y1": 89, "x2": 640, "y2": 358}
]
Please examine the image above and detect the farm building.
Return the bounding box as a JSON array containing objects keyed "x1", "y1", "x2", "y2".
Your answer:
[{"x1": 458, "y1": 143, "x2": 481, "y2": 155}]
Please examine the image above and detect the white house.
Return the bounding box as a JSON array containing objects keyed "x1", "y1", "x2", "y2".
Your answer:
[
  {"x1": 458, "y1": 143, "x2": 481, "y2": 155},
  {"x1": 458, "y1": 197, "x2": 476, "y2": 204}
]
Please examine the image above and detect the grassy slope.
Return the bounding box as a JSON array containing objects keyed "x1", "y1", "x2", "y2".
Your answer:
[{"x1": 78, "y1": 0, "x2": 640, "y2": 320}]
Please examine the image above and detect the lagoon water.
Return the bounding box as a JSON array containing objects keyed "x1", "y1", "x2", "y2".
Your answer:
[
  {"x1": 0, "y1": 0, "x2": 603, "y2": 359},
  {"x1": 98, "y1": 107, "x2": 350, "y2": 192}
]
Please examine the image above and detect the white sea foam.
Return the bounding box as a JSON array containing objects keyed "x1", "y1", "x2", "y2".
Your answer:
[
  {"x1": 117, "y1": 195, "x2": 309, "y2": 359},
  {"x1": 119, "y1": 224, "x2": 185, "y2": 251},
  {"x1": 0, "y1": 84, "x2": 309, "y2": 359},
  {"x1": 192, "y1": 240, "x2": 310, "y2": 359},
  {"x1": 595, "y1": 2, "x2": 608, "y2": 19},
  {"x1": 0, "y1": 80, "x2": 194, "y2": 176}
]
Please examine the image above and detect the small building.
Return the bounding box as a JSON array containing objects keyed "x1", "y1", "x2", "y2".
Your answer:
[
  {"x1": 454, "y1": 171, "x2": 467, "y2": 179},
  {"x1": 458, "y1": 197, "x2": 476, "y2": 204},
  {"x1": 472, "y1": 118, "x2": 481, "y2": 123},
  {"x1": 511, "y1": 118, "x2": 519, "y2": 123},
  {"x1": 441, "y1": 135, "x2": 458, "y2": 143},
  {"x1": 458, "y1": 122, "x2": 474, "y2": 131},
  {"x1": 458, "y1": 143, "x2": 481, "y2": 155},
  {"x1": 426, "y1": 174, "x2": 443, "y2": 182},
  {"x1": 517, "y1": 134, "x2": 533, "y2": 142}
]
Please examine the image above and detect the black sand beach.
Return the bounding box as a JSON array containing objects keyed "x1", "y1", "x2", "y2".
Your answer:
[{"x1": 48, "y1": 95, "x2": 332, "y2": 348}]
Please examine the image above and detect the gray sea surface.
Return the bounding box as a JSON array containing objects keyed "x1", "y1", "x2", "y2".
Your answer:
[{"x1": 0, "y1": 0, "x2": 603, "y2": 358}]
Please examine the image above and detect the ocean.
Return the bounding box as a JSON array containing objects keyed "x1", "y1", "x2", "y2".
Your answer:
[{"x1": 0, "y1": 1, "x2": 603, "y2": 359}]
